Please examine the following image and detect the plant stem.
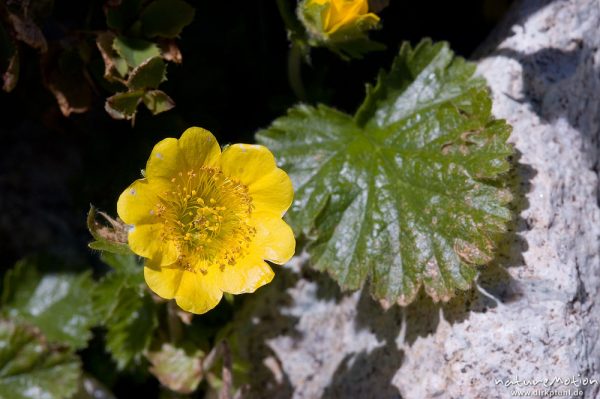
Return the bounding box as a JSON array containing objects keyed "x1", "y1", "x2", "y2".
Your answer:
[
  {"x1": 276, "y1": 0, "x2": 308, "y2": 101},
  {"x1": 166, "y1": 301, "x2": 183, "y2": 343},
  {"x1": 288, "y1": 43, "x2": 307, "y2": 101}
]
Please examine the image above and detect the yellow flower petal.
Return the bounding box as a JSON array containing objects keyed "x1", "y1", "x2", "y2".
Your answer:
[
  {"x1": 145, "y1": 260, "x2": 224, "y2": 314},
  {"x1": 217, "y1": 254, "x2": 274, "y2": 294},
  {"x1": 178, "y1": 127, "x2": 221, "y2": 170},
  {"x1": 146, "y1": 137, "x2": 185, "y2": 180},
  {"x1": 304, "y1": 0, "x2": 377, "y2": 37},
  {"x1": 117, "y1": 178, "x2": 173, "y2": 225},
  {"x1": 129, "y1": 224, "x2": 178, "y2": 265},
  {"x1": 221, "y1": 144, "x2": 277, "y2": 184},
  {"x1": 144, "y1": 261, "x2": 184, "y2": 299},
  {"x1": 250, "y1": 168, "x2": 293, "y2": 216},
  {"x1": 117, "y1": 179, "x2": 160, "y2": 225},
  {"x1": 174, "y1": 269, "x2": 223, "y2": 314},
  {"x1": 221, "y1": 144, "x2": 293, "y2": 216},
  {"x1": 253, "y1": 212, "x2": 295, "y2": 264}
]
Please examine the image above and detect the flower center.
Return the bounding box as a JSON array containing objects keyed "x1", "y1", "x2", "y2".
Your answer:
[{"x1": 154, "y1": 168, "x2": 255, "y2": 273}]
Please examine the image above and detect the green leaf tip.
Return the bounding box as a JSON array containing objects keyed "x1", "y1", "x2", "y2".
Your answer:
[{"x1": 256, "y1": 40, "x2": 514, "y2": 306}]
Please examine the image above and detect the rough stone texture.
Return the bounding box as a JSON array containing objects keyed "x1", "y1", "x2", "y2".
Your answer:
[{"x1": 238, "y1": 1, "x2": 600, "y2": 397}]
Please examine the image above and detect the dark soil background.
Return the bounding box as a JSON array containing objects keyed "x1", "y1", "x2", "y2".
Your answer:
[{"x1": 0, "y1": 0, "x2": 511, "y2": 396}]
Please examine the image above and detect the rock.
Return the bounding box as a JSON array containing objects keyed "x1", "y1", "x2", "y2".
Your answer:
[{"x1": 239, "y1": 0, "x2": 600, "y2": 397}]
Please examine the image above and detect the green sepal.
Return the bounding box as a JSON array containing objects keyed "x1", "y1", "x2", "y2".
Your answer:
[{"x1": 87, "y1": 206, "x2": 133, "y2": 255}]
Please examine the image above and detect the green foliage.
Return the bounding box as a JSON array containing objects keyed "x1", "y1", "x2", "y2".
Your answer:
[
  {"x1": 257, "y1": 40, "x2": 513, "y2": 306},
  {"x1": 113, "y1": 37, "x2": 161, "y2": 69},
  {"x1": 128, "y1": 57, "x2": 167, "y2": 90},
  {"x1": 93, "y1": 253, "x2": 144, "y2": 324},
  {"x1": 141, "y1": 0, "x2": 196, "y2": 38},
  {"x1": 106, "y1": 39, "x2": 173, "y2": 121},
  {"x1": 0, "y1": 0, "x2": 191, "y2": 119},
  {"x1": 92, "y1": 252, "x2": 157, "y2": 370},
  {"x1": 106, "y1": 0, "x2": 143, "y2": 31},
  {"x1": 105, "y1": 91, "x2": 145, "y2": 121},
  {"x1": 143, "y1": 90, "x2": 175, "y2": 115},
  {"x1": 146, "y1": 343, "x2": 204, "y2": 394},
  {"x1": 0, "y1": 320, "x2": 80, "y2": 399},
  {"x1": 105, "y1": 291, "x2": 158, "y2": 370},
  {"x1": 295, "y1": 0, "x2": 384, "y2": 59},
  {"x1": 1, "y1": 260, "x2": 96, "y2": 349}
]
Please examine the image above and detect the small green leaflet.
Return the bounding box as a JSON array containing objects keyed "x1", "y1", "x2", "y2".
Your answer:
[
  {"x1": 257, "y1": 40, "x2": 513, "y2": 306},
  {"x1": 0, "y1": 320, "x2": 80, "y2": 399},
  {"x1": 146, "y1": 343, "x2": 204, "y2": 394}
]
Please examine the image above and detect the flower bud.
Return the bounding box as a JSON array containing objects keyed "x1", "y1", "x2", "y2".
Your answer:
[{"x1": 298, "y1": 0, "x2": 380, "y2": 43}]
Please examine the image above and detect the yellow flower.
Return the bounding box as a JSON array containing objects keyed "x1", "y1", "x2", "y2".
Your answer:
[
  {"x1": 117, "y1": 127, "x2": 295, "y2": 314},
  {"x1": 300, "y1": 0, "x2": 380, "y2": 39}
]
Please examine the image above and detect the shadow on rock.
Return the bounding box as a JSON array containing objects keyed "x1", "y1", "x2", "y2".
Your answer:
[
  {"x1": 490, "y1": 43, "x2": 600, "y2": 172},
  {"x1": 232, "y1": 266, "x2": 301, "y2": 399},
  {"x1": 322, "y1": 343, "x2": 403, "y2": 399}
]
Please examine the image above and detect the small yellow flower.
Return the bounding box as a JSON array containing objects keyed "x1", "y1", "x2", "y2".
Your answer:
[
  {"x1": 117, "y1": 127, "x2": 295, "y2": 314},
  {"x1": 300, "y1": 0, "x2": 380, "y2": 39}
]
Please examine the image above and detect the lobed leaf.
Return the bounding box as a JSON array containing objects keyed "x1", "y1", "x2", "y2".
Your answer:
[
  {"x1": 0, "y1": 320, "x2": 80, "y2": 399},
  {"x1": 256, "y1": 40, "x2": 513, "y2": 306},
  {"x1": 1, "y1": 260, "x2": 96, "y2": 349}
]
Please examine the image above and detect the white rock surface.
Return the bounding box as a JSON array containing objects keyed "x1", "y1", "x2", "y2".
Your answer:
[{"x1": 240, "y1": 1, "x2": 600, "y2": 397}]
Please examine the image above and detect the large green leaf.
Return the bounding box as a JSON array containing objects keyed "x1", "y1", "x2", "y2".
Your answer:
[
  {"x1": 0, "y1": 320, "x2": 80, "y2": 399},
  {"x1": 1, "y1": 260, "x2": 96, "y2": 349},
  {"x1": 256, "y1": 40, "x2": 513, "y2": 306}
]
